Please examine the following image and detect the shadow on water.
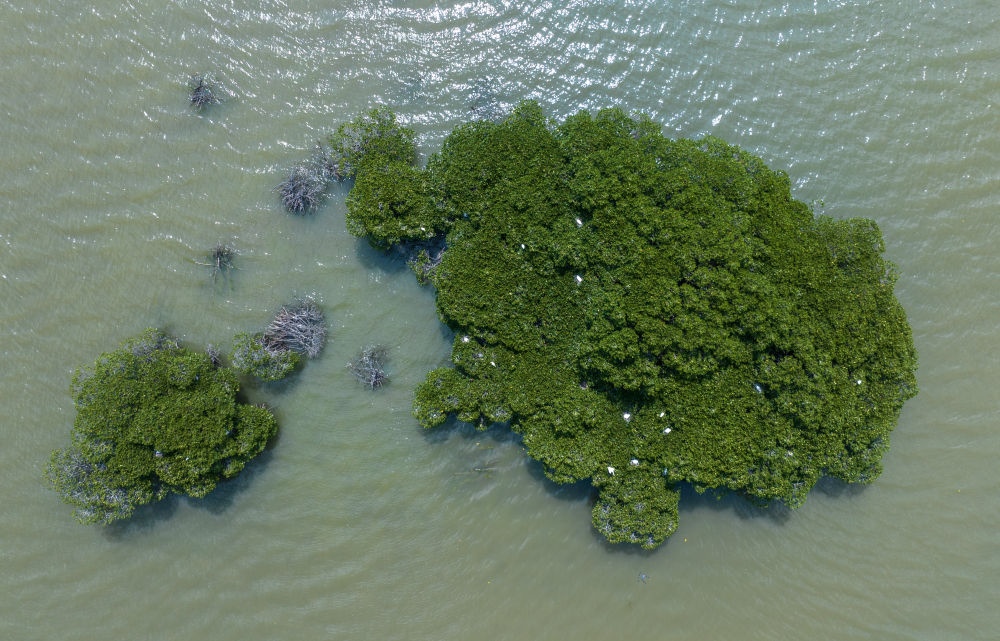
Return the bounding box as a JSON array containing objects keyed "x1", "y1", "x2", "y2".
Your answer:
[
  {"x1": 522, "y1": 456, "x2": 594, "y2": 504},
  {"x1": 353, "y1": 235, "x2": 412, "y2": 275},
  {"x1": 683, "y1": 474, "x2": 869, "y2": 521},
  {"x1": 420, "y1": 417, "x2": 528, "y2": 479},
  {"x1": 101, "y1": 495, "x2": 180, "y2": 540},
  {"x1": 675, "y1": 475, "x2": 869, "y2": 526},
  {"x1": 812, "y1": 475, "x2": 869, "y2": 499},
  {"x1": 241, "y1": 371, "x2": 302, "y2": 397},
  {"x1": 677, "y1": 483, "x2": 793, "y2": 526},
  {"x1": 592, "y1": 530, "x2": 662, "y2": 559},
  {"x1": 189, "y1": 446, "x2": 277, "y2": 516},
  {"x1": 415, "y1": 417, "x2": 867, "y2": 556},
  {"x1": 420, "y1": 416, "x2": 520, "y2": 448},
  {"x1": 101, "y1": 441, "x2": 278, "y2": 541},
  {"x1": 423, "y1": 419, "x2": 603, "y2": 529}
]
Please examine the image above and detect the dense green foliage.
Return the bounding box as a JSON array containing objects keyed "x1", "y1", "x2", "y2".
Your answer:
[
  {"x1": 329, "y1": 106, "x2": 419, "y2": 180},
  {"x1": 338, "y1": 109, "x2": 448, "y2": 250},
  {"x1": 345, "y1": 103, "x2": 918, "y2": 548},
  {"x1": 47, "y1": 329, "x2": 278, "y2": 524},
  {"x1": 231, "y1": 331, "x2": 300, "y2": 381}
]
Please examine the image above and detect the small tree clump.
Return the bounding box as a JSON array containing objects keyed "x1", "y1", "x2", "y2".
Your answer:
[
  {"x1": 231, "y1": 332, "x2": 300, "y2": 382},
  {"x1": 46, "y1": 329, "x2": 277, "y2": 525},
  {"x1": 189, "y1": 74, "x2": 219, "y2": 110},
  {"x1": 334, "y1": 109, "x2": 450, "y2": 252},
  {"x1": 348, "y1": 345, "x2": 389, "y2": 390},
  {"x1": 230, "y1": 298, "x2": 327, "y2": 382}
]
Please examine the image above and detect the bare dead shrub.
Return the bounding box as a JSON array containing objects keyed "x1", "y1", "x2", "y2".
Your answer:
[
  {"x1": 264, "y1": 298, "x2": 327, "y2": 358},
  {"x1": 189, "y1": 74, "x2": 219, "y2": 110},
  {"x1": 348, "y1": 344, "x2": 389, "y2": 390}
]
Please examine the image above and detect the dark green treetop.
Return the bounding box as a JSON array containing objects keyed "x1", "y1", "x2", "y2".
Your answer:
[
  {"x1": 47, "y1": 329, "x2": 278, "y2": 524},
  {"x1": 346, "y1": 102, "x2": 918, "y2": 549},
  {"x1": 335, "y1": 107, "x2": 446, "y2": 250}
]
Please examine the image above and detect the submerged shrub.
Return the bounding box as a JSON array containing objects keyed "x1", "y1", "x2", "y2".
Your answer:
[
  {"x1": 189, "y1": 74, "x2": 219, "y2": 110},
  {"x1": 231, "y1": 332, "x2": 300, "y2": 382},
  {"x1": 348, "y1": 344, "x2": 389, "y2": 390},
  {"x1": 199, "y1": 242, "x2": 236, "y2": 286}
]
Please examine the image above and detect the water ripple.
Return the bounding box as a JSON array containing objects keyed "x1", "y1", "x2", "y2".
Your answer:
[{"x1": 2, "y1": 1, "x2": 999, "y2": 640}]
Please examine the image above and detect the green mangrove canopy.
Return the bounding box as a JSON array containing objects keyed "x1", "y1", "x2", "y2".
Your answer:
[
  {"x1": 345, "y1": 102, "x2": 918, "y2": 549},
  {"x1": 47, "y1": 329, "x2": 278, "y2": 524}
]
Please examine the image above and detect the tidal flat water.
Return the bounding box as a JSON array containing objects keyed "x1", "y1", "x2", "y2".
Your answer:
[{"x1": 1, "y1": 1, "x2": 997, "y2": 639}]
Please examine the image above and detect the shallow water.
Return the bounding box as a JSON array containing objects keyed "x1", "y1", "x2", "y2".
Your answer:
[{"x1": 2, "y1": 1, "x2": 998, "y2": 639}]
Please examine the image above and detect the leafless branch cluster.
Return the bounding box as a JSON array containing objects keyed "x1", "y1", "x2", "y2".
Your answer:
[
  {"x1": 264, "y1": 298, "x2": 327, "y2": 358},
  {"x1": 347, "y1": 344, "x2": 389, "y2": 390},
  {"x1": 189, "y1": 74, "x2": 219, "y2": 110},
  {"x1": 276, "y1": 161, "x2": 328, "y2": 215}
]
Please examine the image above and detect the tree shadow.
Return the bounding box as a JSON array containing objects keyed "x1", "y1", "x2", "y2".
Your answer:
[
  {"x1": 665, "y1": 476, "x2": 870, "y2": 534},
  {"x1": 417, "y1": 409, "x2": 873, "y2": 555},
  {"x1": 188, "y1": 446, "x2": 277, "y2": 515},
  {"x1": 677, "y1": 483, "x2": 793, "y2": 526},
  {"x1": 420, "y1": 417, "x2": 531, "y2": 481},
  {"x1": 236, "y1": 366, "x2": 305, "y2": 396},
  {"x1": 591, "y1": 528, "x2": 663, "y2": 558},
  {"x1": 420, "y1": 415, "x2": 519, "y2": 447},
  {"x1": 101, "y1": 494, "x2": 180, "y2": 540},
  {"x1": 522, "y1": 456, "x2": 594, "y2": 505},
  {"x1": 677, "y1": 475, "x2": 869, "y2": 527},
  {"x1": 100, "y1": 438, "x2": 279, "y2": 540},
  {"x1": 353, "y1": 235, "x2": 412, "y2": 274},
  {"x1": 813, "y1": 475, "x2": 869, "y2": 499}
]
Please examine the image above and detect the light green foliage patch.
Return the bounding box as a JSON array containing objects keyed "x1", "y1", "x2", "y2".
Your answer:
[
  {"x1": 47, "y1": 329, "x2": 277, "y2": 524},
  {"x1": 347, "y1": 103, "x2": 918, "y2": 549},
  {"x1": 338, "y1": 108, "x2": 450, "y2": 250},
  {"x1": 231, "y1": 331, "x2": 300, "y2": 382}
]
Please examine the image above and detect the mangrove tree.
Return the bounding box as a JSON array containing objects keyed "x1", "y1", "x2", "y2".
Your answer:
[
  {"x1": 344, "y1": 103, "x2": 918, "y2": 549},
  {"x1": 47, "y1": 329, "x2": 278, "y2": 524}
]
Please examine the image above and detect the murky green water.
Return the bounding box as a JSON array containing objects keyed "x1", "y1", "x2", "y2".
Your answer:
[{"x1": 2, "y1": 1, "x2": 997, "y2": 639}]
